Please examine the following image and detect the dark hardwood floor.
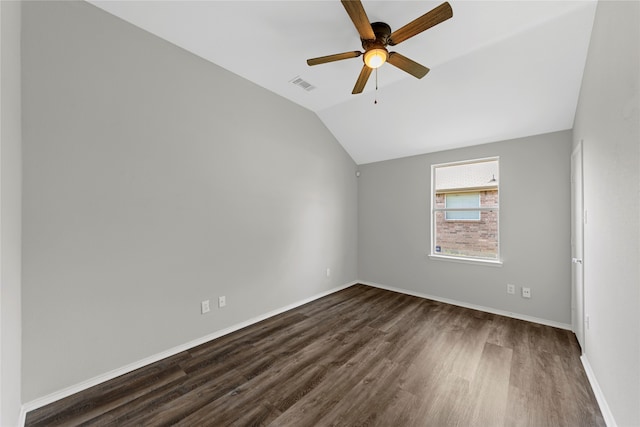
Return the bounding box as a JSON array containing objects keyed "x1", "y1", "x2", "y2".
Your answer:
[{"x1": 25, "y1": 284, "x2": 605, "y2": 426}]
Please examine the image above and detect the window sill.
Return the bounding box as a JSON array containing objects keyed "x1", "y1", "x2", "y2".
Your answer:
[{"x1": 428, "y1": 254, "x2": 503, "y2": 267}]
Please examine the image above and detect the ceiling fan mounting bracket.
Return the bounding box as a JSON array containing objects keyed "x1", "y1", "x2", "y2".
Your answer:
[{"x1": 361, "y1": 22, "x2": 392, "y2": 50}]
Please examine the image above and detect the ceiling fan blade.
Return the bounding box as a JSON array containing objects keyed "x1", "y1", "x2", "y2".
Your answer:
[
  {"x1": 307, "y1": 51, "x2": 362, "y2": 66},
  {"x1": 341, "y1": 0, "x2": 376, "y2": 41},
  {"x1": 352, "y1": 65, "x2": 373, "y2": 94},
  {"x1": 387, "y1": 52, "x2": 430, "y2": 79},
  {"x1": 388, "y1": 2, "x2": 453, "y2": 46}
]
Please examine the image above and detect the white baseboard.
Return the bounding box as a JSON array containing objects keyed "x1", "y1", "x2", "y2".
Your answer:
[
  {"x1": 18, "y1": 406, "x2": 27, "y2": 427},
  {"x1": 360, "y1": 281, "x2": 573, "y2": 330},
  {"x1": 581, "y1": 354, "x2": 617, "y2": 427},
  {"x1": 20, "y1": 281, "x2": 357, "y2": 422}
]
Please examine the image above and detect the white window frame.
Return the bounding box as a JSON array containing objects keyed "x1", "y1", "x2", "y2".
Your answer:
[{"x1": 430, "y1": 157, "x2": 502, "y2": 266}]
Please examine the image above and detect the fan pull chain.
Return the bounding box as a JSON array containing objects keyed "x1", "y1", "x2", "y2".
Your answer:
[{"x1": 374, "y1": 68, "x2": 378, "y2": 105}]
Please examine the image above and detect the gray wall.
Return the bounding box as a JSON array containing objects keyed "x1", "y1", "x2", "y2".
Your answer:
[
  {"x1": 358, "y1": 131, "x2": 572, "y2": 325},
  {"x1": 1, "y1": 1, "x2": 23, "y2": 425},
  {"x1": 22, "y1": 1, "x2": 357, "y2": 401},
  {"x1": 573, "y1": 1, "x2": 640, "y2": 425}
]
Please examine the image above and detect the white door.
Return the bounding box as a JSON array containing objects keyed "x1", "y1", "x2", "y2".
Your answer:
[{"x1": 571, "y1": 142, "x2": 585, "y2": 352}]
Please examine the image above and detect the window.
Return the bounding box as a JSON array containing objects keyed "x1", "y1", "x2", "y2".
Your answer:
[{"x1": 431, "y1": 158, "x2": 500, "y2": 262}]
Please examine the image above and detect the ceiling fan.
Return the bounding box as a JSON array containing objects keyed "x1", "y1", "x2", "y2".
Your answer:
[{"x1": 307, "y1": 0, "x2": 453, "y2": 94}]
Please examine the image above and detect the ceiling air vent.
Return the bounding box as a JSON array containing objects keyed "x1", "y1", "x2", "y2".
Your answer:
[{"x1": 290, "y1": 76, "x2": 316, "y2": 92}]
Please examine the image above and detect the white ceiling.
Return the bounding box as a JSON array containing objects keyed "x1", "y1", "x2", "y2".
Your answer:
[{"x1": 89, "y1": 0, "x2": 597, "y2": 164}]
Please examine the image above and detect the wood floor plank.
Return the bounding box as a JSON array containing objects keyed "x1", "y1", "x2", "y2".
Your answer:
[
  {"x1": 267, "y1": 331, "x2": 393, "y2": 426},
  {"x1": 505, "y1": 384, "x2": 534, "y2": 427},
  {"x1": 443, "y1": 314, "x2": 493, "y2": 382},
  {"x1": 371, "y1": 387, "x2": 420, "y2": 427},
  {"x1": 557, "y1": 349, "x2": 607, "y2": 426},
  {"x1": 313, "y1": 357, "x2": 406, "y2": 426},
  {"x1": 25, "y1": 284, "x2": 605, "y2": 427},
  {"x1": 467, "y1": 342, "x2": 513, "y2": 427},
  {"x1": 399, "y1": 326, "x2": 472, "y2": 426},
  {"x1": 25, "y1": 351, "x2": 191, "y2": 427},
  {"x1": 84, "y1": 359, "x2": 251, "y2": 426},
  {"x1": 174, "y1": 324, "x2": 384, "y2": 426},
  {"x1": 409, "y1": 372, "x2": 471, "y2": 427}
]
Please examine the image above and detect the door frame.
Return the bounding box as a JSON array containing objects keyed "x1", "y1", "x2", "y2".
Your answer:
[{"x1": 571, "y1": 141, "x2": 585, "y2": 352}]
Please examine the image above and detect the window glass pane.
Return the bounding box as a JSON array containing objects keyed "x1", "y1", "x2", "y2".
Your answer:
[
  {"x1": 445, "y1": 193, "x2": 480, "y2": 220},
  {"x1": 445, "y1": 210, "x2": 480, "y2": 220},
  {"x1": 445, "y1": 193, "x2": 479, "y2": 208},
  {"x1": 434, "y1": 209, "x2": 499, "y2": 259},
  {"x1": 432, "y1": 158, "x2": 499, "y2": 261}
]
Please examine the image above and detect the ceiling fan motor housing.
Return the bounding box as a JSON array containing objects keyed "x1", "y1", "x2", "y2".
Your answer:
[{"x1": 362, "y1": 22, "x2": 392, "y2": 49}]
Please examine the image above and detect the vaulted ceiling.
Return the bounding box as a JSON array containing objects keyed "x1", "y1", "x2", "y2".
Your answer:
[{"x1": 89, "y1": 1, "x2": 597, "y2": 164}]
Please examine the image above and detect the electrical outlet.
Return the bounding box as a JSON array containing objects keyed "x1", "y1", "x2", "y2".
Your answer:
[
  {"x1": 201, "y1": 300, "x2": 210, "y2": 314},
  {"x1": 326, "y1": 268, "x2": 331, "y2": 277},
  {"x1": 218, "y1": 296, "x2": 226, "y2": 308},
  {"x1": 507, "y1": 284, "x2": 515, "y2": 294},
  {"x1": 522, "y1": 287, "x2": 531, "y2": 298}
]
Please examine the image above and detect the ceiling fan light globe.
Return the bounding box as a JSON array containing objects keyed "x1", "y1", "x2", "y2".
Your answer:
[{"x1": 364, "y1": 48, "x2": 388, "y2": 69}]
